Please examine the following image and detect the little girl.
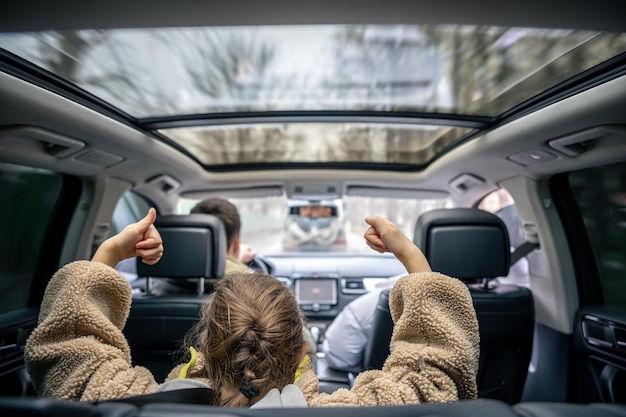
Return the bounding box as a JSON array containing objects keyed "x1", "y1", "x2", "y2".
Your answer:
[{"x1": 25, "y1": 208, "x2": 479, "y2": 407}]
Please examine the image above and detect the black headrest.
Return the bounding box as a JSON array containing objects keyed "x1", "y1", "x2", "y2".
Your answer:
[
  {"x1": 136, "y1": 213, "x2": 227, "y2": 279},
  {"x1": 414, "y1": 208, "x2": 510, "y2": 281}
]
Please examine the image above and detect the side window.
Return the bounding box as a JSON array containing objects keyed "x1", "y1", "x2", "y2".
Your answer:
[
  {"x1": 111, "y1": 191, "x2": 152, "y2": 235},
  {"x1": 568, "y1": 162, "x2": 626, "y2": 310},
  {"x1": 111, "y1": 191, "x2": 152, "y2": 282},
  {"x1": 0, "y1": 162, "x2": 63, "y2": 314},
  {"x1": 478, "y1": 188, "x2": 531, "y2": 287}
]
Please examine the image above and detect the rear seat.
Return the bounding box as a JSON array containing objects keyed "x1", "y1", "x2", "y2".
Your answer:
[
  {"x1": 124, "y1": 213, "x2": 227, "y2": 382},
  {"x1": 514, "y1": 402, "x2": 626, "y2": 417},
  {"x1": 3, "y1": 396, "x2": 624, "y2": 417}
]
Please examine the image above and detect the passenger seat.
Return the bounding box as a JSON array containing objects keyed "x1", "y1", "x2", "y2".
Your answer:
[
  {"x1": 363, "y1": 208, "x2": 535, "y2": 404},
  {"x1": 123, "y1": 213, "x2": 227, "y2": 382}
]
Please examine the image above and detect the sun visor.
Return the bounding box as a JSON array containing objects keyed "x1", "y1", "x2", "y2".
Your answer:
[{"x1": 346, "y1": 185, "x2": 448, "y2": 199}]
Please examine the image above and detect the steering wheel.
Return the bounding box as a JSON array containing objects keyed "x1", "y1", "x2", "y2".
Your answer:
[{"x1": 248, "y1": 256, "x2": 273, "y2": 274}]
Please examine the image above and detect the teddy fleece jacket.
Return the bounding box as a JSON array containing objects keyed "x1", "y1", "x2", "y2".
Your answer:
[{"x1": 25, "y1": 260, "x2": 479, "y2": 407}]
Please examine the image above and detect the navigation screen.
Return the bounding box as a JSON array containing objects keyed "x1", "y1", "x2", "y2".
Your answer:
[{"x1": 295, "y1": 279, "x2": 337, "y2": 304}]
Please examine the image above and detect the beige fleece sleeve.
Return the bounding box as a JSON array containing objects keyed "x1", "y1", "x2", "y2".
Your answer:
[
  {"x1": 298, "y1": 272, "x2": 479, "y2": 407},
  {"x1": 25, "y1": 260, "x2": 159, "y2": 401}
]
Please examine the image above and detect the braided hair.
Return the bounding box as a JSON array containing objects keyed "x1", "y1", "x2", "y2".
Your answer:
[{"x1": 185, "y1": 271, "x2": 305, "y2": 407}]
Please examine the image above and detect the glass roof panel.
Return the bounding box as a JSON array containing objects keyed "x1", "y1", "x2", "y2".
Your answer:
[
  {"x1": 1, "y1": 24, "x2": 625, "y2": 119},
  {"x1": 159, "y1": 123, "x2": 474, "y2": 166}
]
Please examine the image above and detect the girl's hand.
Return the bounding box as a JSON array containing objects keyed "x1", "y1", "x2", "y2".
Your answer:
[
  {"x1": 364, "y1": 216, "x2": 431, "y2": 273},
  {"x1": 92, "y1": 208, "x2": 163, "y2": 267}
]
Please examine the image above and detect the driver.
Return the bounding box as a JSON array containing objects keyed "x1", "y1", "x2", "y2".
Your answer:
[{"x1": 192, "y1": 197, "x2": 256, "y2": 273}]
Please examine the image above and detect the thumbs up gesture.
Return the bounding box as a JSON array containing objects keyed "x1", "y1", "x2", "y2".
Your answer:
[{"x1": 92, "y1": 207, "x2": 163, "y2": 267}]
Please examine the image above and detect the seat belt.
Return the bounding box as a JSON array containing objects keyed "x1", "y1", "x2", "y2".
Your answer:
[
  {"x1": 510, "y1": 221, "x2": 540, "y2": 266},
  {"x1": 479, "y1": 239, "x2": 539, "y2": 291},
  {"x1": 510, "y1": 240, "x2": 539, "y2": 266}
]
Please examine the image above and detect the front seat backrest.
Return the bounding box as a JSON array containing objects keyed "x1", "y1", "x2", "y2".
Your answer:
[
  {"x1": 414, "y1": 208, "x2": 511, "y2": 282},
  {"x1": 363, "y1": 208, "x2": 534, "y2": 405},
  {"x1": 125, "y1": 213, "x2": 227, "y2": 382},
  {"x1": 362, "y1": 288, "x2": 393, "y2": 371},
  {"x1": 417, "y1": 208, "x2": 534, "y2": 404}
]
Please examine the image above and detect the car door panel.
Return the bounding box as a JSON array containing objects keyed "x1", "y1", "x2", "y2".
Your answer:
[
  {"x1": 0, "y1": 308, "x2": 38, "y2": 396},
  {"x1": 573, "y1": 305, "x2": 626, "y2": 404}
]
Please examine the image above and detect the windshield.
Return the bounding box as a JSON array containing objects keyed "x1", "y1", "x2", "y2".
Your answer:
[{"x1": 178, "y1": 194, "x2": 450, "y2": 255}]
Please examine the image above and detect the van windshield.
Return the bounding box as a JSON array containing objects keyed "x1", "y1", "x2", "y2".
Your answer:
[{"x1": 179, "y1": 195, "x2": 450, "y2": 255}]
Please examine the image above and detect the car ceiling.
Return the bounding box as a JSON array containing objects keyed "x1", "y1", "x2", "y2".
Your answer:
[
  {"x1": 2, "y1": 0, "x2": 625, "y2": 32},
  {"x1": 1, "y1": 0, "x2": 625, "y2": 211}
]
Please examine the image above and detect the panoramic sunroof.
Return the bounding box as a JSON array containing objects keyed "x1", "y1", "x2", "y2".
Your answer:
[
  {"x1": 160, "y1": 123, "x2": 475, "y2": 166},
  {"x1": 1, "y1": 24, "x2": 624, "y2": 119},
  {"x1": 0, "y1": 24, "x2": 624, "y2": 168}
]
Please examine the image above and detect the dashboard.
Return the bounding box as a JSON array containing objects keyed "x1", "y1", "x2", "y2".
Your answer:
[
  {"x1": 262, "y1": 252, "x2": 406, "y2": 347},
  {"x1": 266, "y1": 253, "x2": 405, "y2": 316}
]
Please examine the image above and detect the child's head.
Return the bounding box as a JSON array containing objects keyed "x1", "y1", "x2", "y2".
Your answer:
[{"x1": 190, "y1": 271, "x2": 306, "y2": 407}]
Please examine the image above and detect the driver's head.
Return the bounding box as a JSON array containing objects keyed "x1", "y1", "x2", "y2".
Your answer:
[
  {"x1": 191, "y1": 197, "x2": 241, "y2": 249},
  {"x1": 299, "y1": 205, "x2": 332, "y2": 218}
]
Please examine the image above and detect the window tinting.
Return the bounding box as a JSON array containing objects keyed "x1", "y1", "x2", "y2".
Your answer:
[
  {"x1": 569, "y1": 162, "x2": 626, "y2": 309},
  {"x1": 0, "y1": 162, "x2": 63, "y2": 314},
  {"x1": 111, "y1": 191, "x2": 152, "y2": 236}
]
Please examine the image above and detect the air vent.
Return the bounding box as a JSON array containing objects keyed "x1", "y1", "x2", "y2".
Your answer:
[{"x1": 341, "y1": 279, "x2": 367, "y2": 295}]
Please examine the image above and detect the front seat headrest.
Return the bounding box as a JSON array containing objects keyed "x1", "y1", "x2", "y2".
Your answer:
[
  {"x1": 414, "y1": 208, "x2": 510, "y2": 281},
  {"x1": 136, "y1": 213, "x2": 227, "y2": 279}
]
